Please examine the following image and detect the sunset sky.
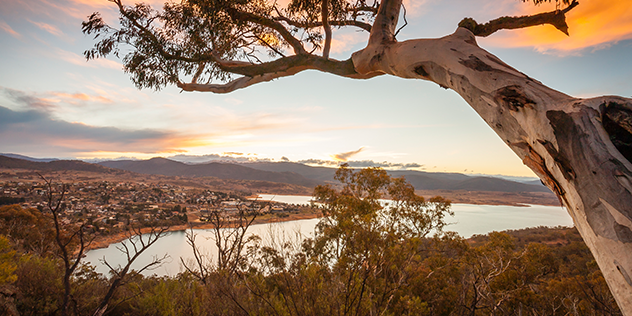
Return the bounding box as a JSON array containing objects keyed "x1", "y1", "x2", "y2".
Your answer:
[{"x1": 1, "y1": 0, "x2": 631, "y2": 177}]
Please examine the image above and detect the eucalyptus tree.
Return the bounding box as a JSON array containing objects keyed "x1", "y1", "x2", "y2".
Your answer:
[{"x1": 82, "y1": 0, "x2": 632, "y2": 313}]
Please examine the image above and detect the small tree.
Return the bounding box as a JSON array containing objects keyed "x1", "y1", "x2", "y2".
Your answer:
[
  {"x1": 182, "y1": 198, "x2": 264, "y2": 279},
  {"x1": 93, "y1": 224, "x2": 170, "y2": 316},
  {"x1": 39, "y1": 174, "x2": 92, "y2": 316},
  {"x1": 308, "y1": 164, "x2": 452, "y2": 315}
]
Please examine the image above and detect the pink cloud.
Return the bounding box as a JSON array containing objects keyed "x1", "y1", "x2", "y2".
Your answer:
[
  {"x1": 0, "y1": 20, "x2": 20, "y2": 38},
  {"x1": 50, "y1": 92, "x2": 113, "y2": 104},
  {"x1": 55, "y1": 48, "x2": 122, "y2": 69},
  {"x1": 28, "y1": 19, "x2": 64, "y2": 36}
]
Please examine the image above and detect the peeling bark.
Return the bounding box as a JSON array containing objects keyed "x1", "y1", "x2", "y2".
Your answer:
[{"x1": 351, "y1": 26, "x2": 632, "y2": 314}]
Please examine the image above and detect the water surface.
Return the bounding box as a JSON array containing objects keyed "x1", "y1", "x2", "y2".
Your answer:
[{"x1": 84, "y1": 195, "x2": 573, "y2": 277}]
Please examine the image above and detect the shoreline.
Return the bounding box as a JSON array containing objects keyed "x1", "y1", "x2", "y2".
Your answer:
[
  {"x1": 86, "y1": 211, "x2": 321, "y2": 251},
  {"x1": 86, "y1": 197, "x2": 563, "y2": 251}
]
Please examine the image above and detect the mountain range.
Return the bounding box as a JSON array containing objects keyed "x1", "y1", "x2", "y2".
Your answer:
[
  {"x1": 99, "y1": 158, "x2": 319, "y2": 187},
  {"x1": 0, "y1": 154, "x2": 550, "y2": 194},
  {"x1": 241, "y1": 161, "x2": 549, "y2": 193},
  {"x1": 0, "y1": 155, "x2": 117, "y2": 174}
]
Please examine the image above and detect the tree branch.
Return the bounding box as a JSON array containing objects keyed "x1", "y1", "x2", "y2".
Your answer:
[
  {"x1": 347, "y1": 5, "x2": 379, "y2": 14},
  {"x1": 225, "y1": 7, "x2": 307, "y2": 55},
  {"x1": 275, "y1": 16, "x2": 372, "y2": 32},
  {"x1": 458, "y1": 0, "x2": 579, "y2": 37},
  {"x1": 178, "y1": 55, "x2": 378, "y2": 93},
  {"x1": 369, "y1": 0, "x2": 402, "y2": 45},
  {"x1": 94, "y1": 224, "x2": 169, "y2": 316},
  {"x1": 322, "y1": 0, "x2": 332, "y2": 59}
]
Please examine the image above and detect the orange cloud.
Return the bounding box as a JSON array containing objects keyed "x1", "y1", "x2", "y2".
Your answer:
[
  {"x1": 331, "y1": 147, "x2": 364, "y2": 162},
  {"x1": 51, "y1": 92, "x2": 113, "y2": 103},
  {"x1": 481, "y1": 0, "x2": 632, "y2": 53}
]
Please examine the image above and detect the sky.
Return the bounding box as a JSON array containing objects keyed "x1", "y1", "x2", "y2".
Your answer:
[{"x1": 0, "y1": 0, "x2": 631, "y2": 177}]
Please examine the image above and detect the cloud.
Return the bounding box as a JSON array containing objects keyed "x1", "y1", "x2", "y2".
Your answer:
[
  {"x1": 0, "y1": 105, "x2": 212, "y2": 155},
  {"x1": 164, "y1": 154, "x2": 425, "y2": 170},
  {"x1": 2, "y1": 87, "x2": 58, "y2": 112},
  {"x1": 69, "y1": 0, "x2": 165, "y2": 9},
  {"x1": 329, "y1": 31, "x2": 369, "y2": 54},
  {"x1": 152, "y1": 154, "x2": 425, "y2": 170},
  {"x1": 0, "y1": 20, "x2": 20, "y2": 38},
  {"x1": 331, "y1": 147, "x2": 364, "y2": 162},
  {"x1": 167, "y1": 154, "x2": 272, "y2": 164},
  {"x1": 28, "y1": 19, "x2": 63, "y2": 36},
  {"x1": 0, "y1": 96, "x2": 217, "y2": 157},
  {"x1": 224, "y1": 97, "x2": 244, "y2": 105},
  {"x1": 402, "y1": 0, "x2": 430, "y2": 17},
  {"x1": 50, "y1": 92, "x2": 113, "y2": 104},
  {"x1": 54, "y1": 48, "x2": 122, "y2": 69},
  {"x1": 298, "y1": 159, "x2": 424, "y2": 170},
  {"x1": 2, "y1": 87, "x2": 112, "y2": 112},
  {"x1": 481, "y1": 0, "x2": 632, "y2": 53}
]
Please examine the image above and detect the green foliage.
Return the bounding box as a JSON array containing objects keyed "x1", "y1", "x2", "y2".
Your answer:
[
  {"x1": 0, "y1": 205, "x2": 56, "y2": 256},
  {"x1": 301, "y1": 165, "x2": 453, "y2": 315},
  {"x1": 82, "y1": 0, "x2": 378, "y2": 90},
  {"x1": 0, "y1": 236, "x2": 17, "y2": 285},
  {"x1": 127, "y1": 276, "x2": 209, "y2": 316},
  {"x1": 14, "y1": 254, "x2": 63, "y2": 315},
  {"x1": 82, "y1": 0, "x2": 576, "y2": 91},
  {"x1": 70, "y1": 264, "x2": 108, "y2": 315}
]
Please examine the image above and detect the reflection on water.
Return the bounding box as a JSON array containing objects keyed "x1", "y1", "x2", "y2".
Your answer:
[{"x1": 84, "y1": 195, "x2": 573, "y2": 277}]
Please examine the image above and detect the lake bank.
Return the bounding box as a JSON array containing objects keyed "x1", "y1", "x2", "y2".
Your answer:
[
  {"x1": 86, "y1": 208, "x2": 321, "y2": 251},
  {"x1": 87, "y1": 192, "x2": 562, "y2": 251}
]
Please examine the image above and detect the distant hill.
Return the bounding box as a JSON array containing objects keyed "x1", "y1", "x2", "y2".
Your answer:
[
  {"x1": 0, "y1": 153, "x2": 58, "y2": 163},
  {"x1": 0, "y1": 155, "x2": 115, "y2": 173},
  {"x1": 243, "y1": 161, "x2": 549, "y2": 193},
  {"x1": 99, "y1": 158, "x2": 319, "y2": 187},
  {"x1": 524, "y1": 179, "x2": 545, "y2": 186},
  {"x1": 242, "y1": 162, "x2": 338, "y2": 182}
]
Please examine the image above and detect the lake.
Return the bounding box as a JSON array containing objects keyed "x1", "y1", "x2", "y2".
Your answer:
[{"x1": 84, "y1": 195, "x2": 573, "y2": 277}]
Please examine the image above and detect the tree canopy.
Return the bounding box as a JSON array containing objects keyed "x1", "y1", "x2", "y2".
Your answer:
[{"x1": 82, "y1": 0, "x2": 577, "y2": 93}]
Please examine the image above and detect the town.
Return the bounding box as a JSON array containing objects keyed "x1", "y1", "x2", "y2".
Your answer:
[{"x1": 0, "y1": 173, "x2": 317, "y2": 238}]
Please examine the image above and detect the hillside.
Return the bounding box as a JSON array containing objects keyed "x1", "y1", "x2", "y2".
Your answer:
[
  {"x1": 243, "y1": 161, "x2": 549, "y2": 193},
  {"x1": 0, "y1": 153, "x2": 58, "y2": 162},
  {"x1": 0, "y1": 155, "x2": 117, "y2": 174},
  {"x1": 99, "y1": 158, "x2": 319, "y2": 187}
]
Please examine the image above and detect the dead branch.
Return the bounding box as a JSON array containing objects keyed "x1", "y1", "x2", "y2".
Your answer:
[
  {"x1": 38, "y1": 174, "x2": 93, "y2": 316},
  {"x1": 458, "y1": 0, "x2": 579, "y2": 37},
  {"x1": 93, "y1": 224, "x2": 170, "y2": 316}
]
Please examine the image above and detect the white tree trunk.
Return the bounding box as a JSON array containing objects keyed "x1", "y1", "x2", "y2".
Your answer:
[{"x1": 353, "y1": 27, "x2": 632, "y2": 314}]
